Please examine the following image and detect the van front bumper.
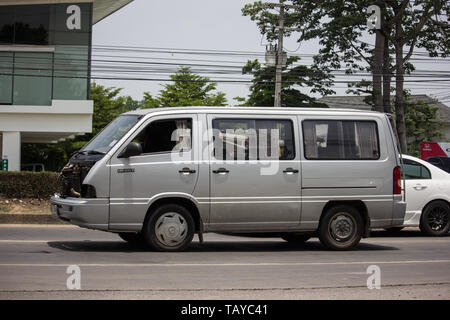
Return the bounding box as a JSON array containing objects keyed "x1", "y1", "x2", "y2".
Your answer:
[{"x1": 50, "y1": 194, "x2": 109, "y2": 231}]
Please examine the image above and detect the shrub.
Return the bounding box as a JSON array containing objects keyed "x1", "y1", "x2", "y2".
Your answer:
[{"x1": 0, "y1": 171, "x2": 60, "y2": 198}]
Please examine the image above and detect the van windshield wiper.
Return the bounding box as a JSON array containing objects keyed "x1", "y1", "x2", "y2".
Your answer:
[
  {"x1": 71, "y1": 149, "x2": 106, "y2": 157},
  {"x1": 83, "y1": 150, "x2": 106, "y2": 155}
]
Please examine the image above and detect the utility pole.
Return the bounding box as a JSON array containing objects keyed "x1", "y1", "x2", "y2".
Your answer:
[
  {"x1": 274, "y1": 2, "x2": 285, "y2": 108},
  {"x1": 367, "y1": 4, "x2": 384, "y2": 113},
  {"x1": 265, "y1": 1, "x2": 300, "y2": 107}
]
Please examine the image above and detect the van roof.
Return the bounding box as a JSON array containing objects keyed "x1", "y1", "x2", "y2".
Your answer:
[{"x1": 123, "y1": 106, "x2": 382, "y2": 117}]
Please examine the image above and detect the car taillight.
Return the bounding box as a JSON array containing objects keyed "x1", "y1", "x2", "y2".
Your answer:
[{"x1": 393, "y1": 166, "x2": 402, "y2": 194}]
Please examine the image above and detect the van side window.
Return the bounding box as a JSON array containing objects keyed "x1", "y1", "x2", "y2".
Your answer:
[
  {"x1": 303, "y1": 120, "x2": 380, "y2": 160},
  {"x1": 212, "y1": 119, "x2": 295, "y2": 160},
  {"x1": 134, "y1": 118, "x2": 192, "y2": 154},
  {"x1": 403, "y1": 159, "x2": 431, "y2": 179}
]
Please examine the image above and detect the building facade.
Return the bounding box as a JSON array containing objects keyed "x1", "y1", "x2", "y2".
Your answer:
[{"x1": 0, "y1": 0, "x2": 132, "y2": 171}]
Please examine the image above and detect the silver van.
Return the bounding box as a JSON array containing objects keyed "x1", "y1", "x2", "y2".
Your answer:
[{"x1": 51, "y1": 107, "x2": 406, "y2": 250}]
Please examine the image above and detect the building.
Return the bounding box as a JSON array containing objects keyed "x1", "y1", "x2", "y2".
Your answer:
[
  {"x1": 317, "y1": 94, "x2": 450, "y2": 140},
  {"x1": 0, "y1": 0, "x2": 133, "y2": 171}
]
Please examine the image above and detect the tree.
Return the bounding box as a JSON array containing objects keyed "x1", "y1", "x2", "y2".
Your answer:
[
  {"x1": 405, "y1": 96, "x2": 444, "y2": 157},
  {"x1": 382, "y1": 1, "x2": 449, "y2": 153},
  {"x1": 242, "y1": 0, "x2": 449, "y2": 152},
  {"x1": 242, "y1": 57, "x2": 329, "y2": 107},
  {"x1": 89, "y1": 83, "x2": 135, "y2": 137},
  {"x1": 22, "y1": 83, "x2": 138, "y2": 171},
  {"x1": 143, "y1": 67, "x2": 227, "y2": 107}
]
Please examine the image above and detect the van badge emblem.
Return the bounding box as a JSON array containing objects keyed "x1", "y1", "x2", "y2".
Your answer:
[{"x1": 117, "y1": 168, "x2": 135, "y2": 173}]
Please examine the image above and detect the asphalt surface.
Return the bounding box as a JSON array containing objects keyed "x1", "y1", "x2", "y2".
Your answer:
[{"x1": 0, "y1": 225, "x2": 449, "y2": 299}]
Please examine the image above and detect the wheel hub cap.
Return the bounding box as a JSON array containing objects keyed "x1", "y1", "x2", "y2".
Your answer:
[
  {"x1": 155, "y1": 212, "x2": 187, "y2": 247},
  {"x1": 329, "y1": 214, "x2": 355, "y2": 242}
]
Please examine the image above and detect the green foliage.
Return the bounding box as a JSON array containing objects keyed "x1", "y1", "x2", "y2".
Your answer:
[
  {"x1": 142, "y1": 67, "x2": 227, "y2": 107},
  {"x1": 21, "y1": 82, "x2": 139, "y2": 172},
  {"x1": 405, "y1": 97, "x2": 444, "y2": 157},
  {"x1": 142, "y1": 92, "x2": 160, "y2": 108},
  {"x1": 242, "y1": 0, "x2": 449, "y2": 150},
  {"x1": 232, "y1": 96, "x2": 247, "y2": 106},
  {"x1": 242, "y1": 57, "x2": 329, "y2": 107},
  {"x1": 243, "y1": 0, "x2": 449, "y2": 77},
  {"x1": 22, "y1": 140, "x2": 75, "y2": 173},
  {"x1": 89, "y1": 83, "x2": 137, "y2": 137},
  {"x1": 0, "y1": 171, "x2": 59, "y2": 198}
]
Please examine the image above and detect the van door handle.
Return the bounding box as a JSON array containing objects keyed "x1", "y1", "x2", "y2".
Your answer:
[
  {"x1": 413, "y1": 184, "x2": 427, "y2": 190},
  {"x1": 179, "y1": 168, "x2": 196, "y2": 175},
  {"x1": 283, "y1": 168, "x2": 299, "y2": 174},
  {"x1": 213, "y1": 168, "x2": 229, "y2": 175}
]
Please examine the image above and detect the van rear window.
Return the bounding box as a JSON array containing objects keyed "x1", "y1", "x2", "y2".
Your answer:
[{"x1": 302, "y1": 120, "x2": 380, "y2": 160}]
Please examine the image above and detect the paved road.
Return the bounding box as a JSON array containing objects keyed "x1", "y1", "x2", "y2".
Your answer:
[{"x1": 0, "y1": 225, "x2": 449, "y2": 299}]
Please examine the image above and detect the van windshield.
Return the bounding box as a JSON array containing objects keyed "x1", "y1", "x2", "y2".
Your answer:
[{"x1": 81, "y1": 115, "x2": 141, "y2": 154}]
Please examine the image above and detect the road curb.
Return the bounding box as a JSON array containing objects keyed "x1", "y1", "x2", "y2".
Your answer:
[{"x1": 0, "y1": 213, "x2": 66, "y2": 224}]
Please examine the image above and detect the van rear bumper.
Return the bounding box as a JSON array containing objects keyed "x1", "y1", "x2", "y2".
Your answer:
[
  {"x1": 50, "y1": 194, "x2": 109, "y2": 231},
  {"x1": 392, "y1": 199, "x2": 407, "y2": 227}
]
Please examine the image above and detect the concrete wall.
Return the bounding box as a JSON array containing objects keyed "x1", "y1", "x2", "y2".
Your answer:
[
  {"x1": 1, "y1": 132, "x2": 20, "y2": 171},
  {"x1": 0, "y1": 100, "x2": 93, "y2": 171}
]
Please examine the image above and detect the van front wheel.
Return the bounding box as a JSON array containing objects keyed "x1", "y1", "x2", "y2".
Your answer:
[
  {"x1": 318, "y1": 205, "x2": 363, "y2": 250},
  {"x1": 144, "y1": 204, "x2": 195, "y2": 252}
]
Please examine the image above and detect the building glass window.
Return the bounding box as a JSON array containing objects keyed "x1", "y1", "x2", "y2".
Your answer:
[
  {"x1": 13, "y1": 52, "x2": 52, "y2": 106},
  {"x1": 0, "y1": 7, "x2": 14, "y2": 44},
  {"x1": 0, "y1": 3, "x2": 92, "y2": 105},
  {"x1": 0, "y1": 52, "x2": 13, "y2": 104},
  {"x1": 303, "y1": 120, "x2": 380, "y2": 160},
  {"x1": 14, "y1": 5, "x2": 50, "y2": 45},
  {"x1": 53, "y1": 46, "x2": 88, "y2": 100}
]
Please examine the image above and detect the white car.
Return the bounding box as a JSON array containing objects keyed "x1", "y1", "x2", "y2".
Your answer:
[{"x1": 390, "y1": 154, "x2": 450, "y2": 236}]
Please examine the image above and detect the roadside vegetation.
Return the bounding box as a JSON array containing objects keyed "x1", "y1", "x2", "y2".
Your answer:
[{"x1": 0, "y1": 171, "x2": 58, "y2": 213}]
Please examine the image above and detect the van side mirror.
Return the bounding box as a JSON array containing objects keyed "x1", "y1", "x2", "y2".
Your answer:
[{"x1": 118, "y1": 142, "x2": 142, "y2": 158}]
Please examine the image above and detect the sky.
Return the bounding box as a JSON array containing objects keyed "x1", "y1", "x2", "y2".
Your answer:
[{"x1": 91, "y1": 0, "x2": 450, "y2": 105}]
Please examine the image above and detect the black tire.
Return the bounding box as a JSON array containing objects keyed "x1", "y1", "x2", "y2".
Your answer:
[
  {"x1": 419, "y1": 200, "x2": 450, "y2": 236},
  {"x1": 318, "y1": 205, "x2": 363, "y2": 250},
  {"x1": 118, "y1": 232, "x2": 144, "y2": 245},
  {"x1": 281, "y1": 234, "x2": 311, "y2": 244},
  {"x1": 384, "y1": 227, "x2": 404, "y2": 233},
  {"x1": 143, "y1": 204, "x2": 195, "y2": 251}
]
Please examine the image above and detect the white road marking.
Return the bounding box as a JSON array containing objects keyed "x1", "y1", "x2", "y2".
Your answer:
[
  {"x1": 0, "y1": 240, "x2": 53, "y2": 243},
  {"x1": 0, "y1": 240, "x2": 111, "y2": 243},
  {"x1": 0, "y1": 259, "x2": 449, "y2": 268},
  {"x1": 0, "y1": 238, "x2": 449, "y2": 244},
  {"x1": 0, "y1": 224, "x2": 77, "y2": 228}
]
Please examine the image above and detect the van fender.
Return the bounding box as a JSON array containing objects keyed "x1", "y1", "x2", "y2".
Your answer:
[{"x1": 145, "y1": 192, "x2": 204, "y2": 242}]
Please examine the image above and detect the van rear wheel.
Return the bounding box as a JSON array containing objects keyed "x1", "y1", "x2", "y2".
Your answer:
[
  {"x1": 318, "y1": 205, "x2": 363, "y2": 250},
  {"x1": 143, "y1": 204, "x2": 195, "y2": 251}
]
